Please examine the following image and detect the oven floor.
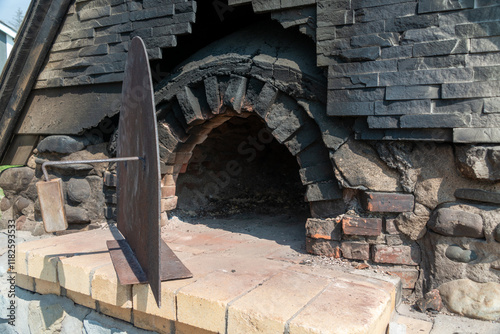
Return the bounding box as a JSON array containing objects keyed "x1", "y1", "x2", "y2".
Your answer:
[{"x1": 15, "y1": 214, "x2": 400, "y2": 333}]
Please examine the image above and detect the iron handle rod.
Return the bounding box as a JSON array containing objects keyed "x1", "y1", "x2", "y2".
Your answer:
[{"x1": 42, "y1": 156, "x2": 142, "y2": 182}]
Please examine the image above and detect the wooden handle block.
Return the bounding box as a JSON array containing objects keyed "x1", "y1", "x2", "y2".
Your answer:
[{"x1": 36, "y1": 178, "x2": 68, "y2": 232}]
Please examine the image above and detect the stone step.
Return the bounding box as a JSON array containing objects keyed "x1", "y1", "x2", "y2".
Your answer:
[{"x1": 16, "y1": 225, "x2": 400, "y2": 334}]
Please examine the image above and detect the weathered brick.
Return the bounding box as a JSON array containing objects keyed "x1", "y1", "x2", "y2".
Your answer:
[
  {"x1": 309, "y1": 199, "x2": 345, "y2": 218},
  {"x1": 79, "y1": 44, "x2": 109, "y2": 57},
  {"x1": 352, "y1": 0, "x2": 413, "y2": 10},
  {"x1": 283, "y1": 122, "x2": 320, "y2": 156},
  {"x1": 442, "y1": 81, "x2": 500, "y2": 99},
  {"x1": 386, "y1": 85, "x2": 440, "y2": 100},
  {"x1": 386, "y1": 267, "x2": 419, "y2": 289},
  {"x1": 78, "y1": 6, "x2": 112, "y2": 21},
  {"x1": 418, "y1": 0, "x2": 474, "y2": 14},
  {"x1": 433, "y1": 99, "x2": 484, "y2": 114},
  {"x1": 330, "y1": 60, "x2": 397, "y2": 76},
  {"x1": 104, "y1": 171, "x2": 117, "y2": 187},
  {"x1": 361, "y1": 192, "x2": 414, "y2": 213},
  {"x1": 400, "y1": 114, "x2": 471, "y2": 128},
  {"x1": 318, "y1": 9, "x2": 354, "y2": 27},
  {"x1": 305, "y1": 237, "x2": 341, "y2": 257},
  {"x1": 328, "y1": 73, "x2": 378, "y2": 90},
  {"x1": 372, "y1": 245, "x2": 421, "y2": 265},
  {"x1": 374, "y1": 100, "x2": 430, "y2": 116},
  {"x1": 161, "y1": 196, "x2": 178, "y2": 211},
  {"x1": 299, "y1": 162, "x2": 335, "y2": 185},
  {"x1": 223, "y1": 75, "x2": 247, "y2": 113},
  {"x1": 342, "y1": 216, "x2": 382, "y2": 236},
  {"x1": 340, "y1": 242, "x2": 370, "y2": 260},
  {"x1": 306, "y1": 181, "x2": 343, "y2": 202},
  {"x1": 351, "y1": 33, "x2": 398, "y2": 48},
  {"x1": 306, "y1": 218, "x2": 342, "y2": 241}
]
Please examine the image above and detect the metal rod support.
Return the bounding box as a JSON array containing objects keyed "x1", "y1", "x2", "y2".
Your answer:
[{"x1": 42, "y1": 156, "x2": 142, "y2": 182}]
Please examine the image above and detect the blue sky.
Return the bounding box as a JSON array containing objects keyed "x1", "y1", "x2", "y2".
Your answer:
[{"x1": 0, "y1": 0, "x2": 32, "y2": 30}]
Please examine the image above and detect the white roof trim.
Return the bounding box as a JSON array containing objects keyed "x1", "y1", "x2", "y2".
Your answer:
[{"x1": 0, "y1": 21, "x2": 16, "y2": 39}]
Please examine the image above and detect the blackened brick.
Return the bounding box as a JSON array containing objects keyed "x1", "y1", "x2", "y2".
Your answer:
[
  {"x1": 306, "y1": 218, "x2": 342, "y2": 240},
  {"x1": 341, "y1": 242, "x2": 370, "y2": 260},
  {"x1": 361, "y1": 192, "x2": 414, "y2": 212},
  {"x1": 342, "y1": 216, "x2": 382, "y2": 236},
  {"x1": 306, "y1": 237, "x2": 341, "y2": 257}
]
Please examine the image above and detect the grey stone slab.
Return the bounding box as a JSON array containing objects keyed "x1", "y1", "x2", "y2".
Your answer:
[
  {"x1": 330, "y1": 59, "x2": 397, "y2": 76},
  {"x1": 78, "y1": 44, "x2": 109, "y2": 57},
  {"x1": 382, "y1": 129, "x2": 452, "y2": 141},
  {"x1": 336, "y1": 21, "x2": 385, "y2": 39},
  {"x1": 328, "y1": 73, "x2": 378, "y2": 89},
  {"x1": 352, "y1": 0, "x2": 413, "y2": 9},
  {"x1": 272, "y1": 108, "x2": 308, "y2": 143},
  {"x1": 471, "y1": 36, "x2": 500, "y2": 53},
  {"x1": 318, "y1": 7, "x2": 354, "y2": 27},
  {"x1": 443, "y1": 81, "x2": 500, "y2": 99},
  {"x1": 252, "y1": 0, "x2": 280, "y2": 13},
  {"x1": 78, "y1": 6, "x2": 111, "y2": 21},
  {"x1": 380, "y1": 45, "x2": 413, "y2": 60},
  {"x1": 418, "y1": 0, "x2": 474, "y2": 14},
  {"x1": 454, "y1": 128, "x2": 500, "y2": 143},
  {"x1": 474, "y1": 65, "x2": 500, "y2": 82},
  {"x1": 467, "y1": 53, "x2": 500, "y2": 67},
  {"x1": 299, "y1": 162, "x2": 336, "y2": 185},
  {"x1": 317, "y1": 0, "x2": 351, "y2": 11},
  {"x1": 379, "y1": 68, "x2": 473, "y2": 86},
  {"x1": 433, "y1": 99, "x2": 484, "y2": 114},
  {"x1": 355, "y1": 3, "x2": 417, "y2": 23},
  {"x1": 316, "y1": 27, "x2": 335, "y2": 41},
  {"x1": 351, "y1": 33, "x2": 398, "y2": 48},
  {"x1": 401, "y1": 25, "x2": 455, "y2": 44},
  {"x1": 375, "y1": 100, "x2": 431, "y2": 115},
  {"x1": 439, "y1": 6, "x2": 500, "y2": 27},
  {"x1": 367, "y1": 116, "x2": 400, "y2": 129},
  {"x1": 130, "y1": 5, "x2": 174, "y2": 21},
  {"x1": 400, "y1": 113, "x2": 471, "y2": 128},
  {"x1": 398, "y1": 55, "x2": 466, "y2": 72},
  {"x1": 328, "y1": 87, "x2": 385, "y2": 102},
  {"x1": 431, "y1": 313, "x2": 500, "y2": 334},
  {"x1": 456, "y1": 21, "x2": 500, "y2": 38},
  {"x1": 484, "y1": 97, "x2": 500, "y2": 114},
  {"x1": 255, "y1": 83, "x2": 279, "y2": 118},
  {"x1": 386, "y1": 85, "x2": 440, "y2": 100},
  {"x1": 389, "y1": 13, "x2": 439, "y2": 32},
  {"x1": 476, "y1": 0, "x2": 498, "y2": 6},
  {"x1": 413, "y1": 39, "x2": 469, "y2": 57},
  {"x1": 328, "y1": 101, "x2": 375, "y2": 116}
]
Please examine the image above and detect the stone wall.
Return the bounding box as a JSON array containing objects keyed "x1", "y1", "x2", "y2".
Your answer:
[{"x1": 1, "y1": 0, "x2": 500, "y2": 320}]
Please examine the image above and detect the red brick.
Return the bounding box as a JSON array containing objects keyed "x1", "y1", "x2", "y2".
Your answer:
[
  {"x1": 180, "y1": 163, "x2": 188, "y2": 173},
  {"x1": 372, "y1": 245, "x2": 421, "y2": 266},
  {"x1": 161, "y1": 196, "x2": 178, "y2": 211},
  {"x1": 305, "y1": 237, "x2": 341, "y2": 258},
  {"x1": 383, "y1": 267, "x2": 419, "y2": 289},
  {"x1": 362, "y1": 192, "x2": 414, "y2": 213},
  {"x1": 161, "y1": 174, "x2": 178, "y2": 187},
  {"x1": 340, "y1": 242, "x2": 370, "y2": 260},
  {"x1": 305, "y1": 218, "x2": 342, "y2": 241},
  {"x1": 161, "y1": 186, "x2": 176, "y2": 198},
  {"x1": 342, "y1": 216, "x2": 382, "y2": 236}
]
